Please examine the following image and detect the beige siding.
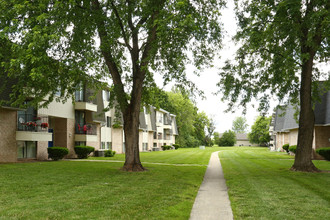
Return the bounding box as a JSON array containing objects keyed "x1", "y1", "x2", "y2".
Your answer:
[
  {"x1": 37, "y1": 141, "x2": 48, "y2": 160},
  {"x1": 288, "y1": 129, "x2": 298, "y2": 146},
  {"x1": 39, "y1": 99, "x2": 75, "y2": 119},
  {"x1": 112, "y1": 128, "x2": 123, "y2": 153}
]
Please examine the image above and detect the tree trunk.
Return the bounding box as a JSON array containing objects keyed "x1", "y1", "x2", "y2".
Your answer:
[
  {"x1": 121, "y1": 105, "x2": 146, "y2": 172},
  {"x1": 290, "y1": 57, "x2": 319, "y2": 172}
]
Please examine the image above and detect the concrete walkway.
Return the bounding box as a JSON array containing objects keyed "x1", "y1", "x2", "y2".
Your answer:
[{"x1": 190, "y1": 151, "x2": 234, "y2": 220}]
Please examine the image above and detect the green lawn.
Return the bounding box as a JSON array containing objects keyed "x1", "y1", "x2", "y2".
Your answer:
[
  {"x1": 219, "y1": 147, "x2": 330, "y2": 220},
  {"x1": 1, "y1": 147, "x2": 329, "y2": 219},
  {"x1": 0, "y1": 148, "x2": 220, "y2": 220},
  {"x1": 87, "y1": 147, "x2": 221, "y2": 165}
]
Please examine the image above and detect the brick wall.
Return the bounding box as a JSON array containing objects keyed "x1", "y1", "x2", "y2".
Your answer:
[
  {"x1": 314, "y1": 126, "x2": 330, "y2": 159},
  {"x1": 0, "y1": 108, "x2": 17, "y2": 162}
]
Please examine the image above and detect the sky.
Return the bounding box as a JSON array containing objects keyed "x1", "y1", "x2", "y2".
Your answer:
[
  {"x1": 155, "y1": 1, "x2": 329, "y2": 133},
  {"x1": 156, "y1": 1, "x2": 275, "y2": 133}
]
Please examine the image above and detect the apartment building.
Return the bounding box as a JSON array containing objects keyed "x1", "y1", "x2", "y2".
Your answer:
[
  {"x1": 272, "y1": 90, "x2": 330, "y2": 159},
  {"x1": 0, "y1": 84, "x2": 178, "y2": 162}
]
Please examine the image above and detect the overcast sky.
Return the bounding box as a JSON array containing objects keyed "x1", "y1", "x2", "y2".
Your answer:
[
  {"x1": 156, "y1": 1, "x2": 275, "y2": 133},
  {"x1": 188, "y1": 1, "x2": 271, "y2": 133},
  {"x1": 156, "y1": 1, "x2": 329, "y2": 133}
]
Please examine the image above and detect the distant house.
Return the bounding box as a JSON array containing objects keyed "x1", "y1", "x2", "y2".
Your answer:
[
  {"x1": 272, "y1": 89, "x2": 330, "y2": 159},
  {"x1": 235, "y1": 133, "x2": 259, "y2": 146},
  {"x1": 219, "y1": 133, "x2": 258, "y2": 146}
]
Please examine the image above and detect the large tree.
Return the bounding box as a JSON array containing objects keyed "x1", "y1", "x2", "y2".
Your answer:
[
  {"x1": 232, "y1": 116, "x2": 248, "y2": 133},
  {"x1": 1, "y1": 1, "x2": 224, "y2": 171},
  {"x1": 219, "y1": 0, "x2": 330, "y2": 172}
]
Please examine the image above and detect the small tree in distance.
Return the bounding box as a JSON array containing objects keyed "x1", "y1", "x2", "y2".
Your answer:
[
  {"x1": 219, "y1": 130, "x2": 236, "y2": 146},
  {"x1": 213, "y1": 132, "x2": 221, "y2": 146},
  {"x1": 232, "y1": 116, "x2": 248, "y2": 133},
  {"x1": 248, "y1": 116, "x2": 271, "y2": 146}
]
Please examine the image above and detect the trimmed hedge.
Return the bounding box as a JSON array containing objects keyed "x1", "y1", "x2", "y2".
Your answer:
[
  {"x1": 74, "y1": 146, "x2": 95, "y2": 159},
  {"x1": 104, "y1": 149, "x2": 116, "y2": 157},
  {"x1": 162, "y1": 145, "x2": 172, "y2": 151},
  {"x1": 289, "y1": 145, "x2": 297, "y2": 154},
  {"x1": 316, "y1": 147, "x2": 330, "y2": 161},
  {"x1": 48, "y1": 147, "x2": 69, "y2": 161},
  {"x1": 282, "y1": 144, "x2": 290, "y2": 153},
  {"x1": 173, "y1": 144, "x2": 180, "y2": 150}
]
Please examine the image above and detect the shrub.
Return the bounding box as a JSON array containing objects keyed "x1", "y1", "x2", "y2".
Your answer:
[
  {"x1": 219, "y1": 130, "x2": 236, "y2": 146},
  {"x1": 48, "y1": 147, "x2": 69, "y2": 161},
  {"x1": 289, "y1": 145, "x2": 297, "y2": 154},
  {"x1": 316, "y1": 147, "x2": 330, "y2": 161},
  {"x1": 104, "y1": 149, "x2": 116, "y2": 157},
  {"x1": 173, "y1": 144, "x2": 180, "y2": 150},
  {"x1": 282, "y1": 144, "x2": 290, "y2": 153},
  {"x1": 162, "y1": 145, "x2": 172, "y2": 151},
  {"x1": 74, "y1": 146, "x2": 95, "y2": 159}
]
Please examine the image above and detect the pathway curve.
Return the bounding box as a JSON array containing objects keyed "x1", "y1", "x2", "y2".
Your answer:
[{"x1": 189, "y1": 151, "x2": 234, "y2": 220}]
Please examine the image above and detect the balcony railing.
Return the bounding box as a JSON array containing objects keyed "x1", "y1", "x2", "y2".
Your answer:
[
  {"x1": 17, "y1": 113, "x2": 49, "y2": 132},
  {"x1": 75, "y1": 123, "x2": 97, "y2": 135}
]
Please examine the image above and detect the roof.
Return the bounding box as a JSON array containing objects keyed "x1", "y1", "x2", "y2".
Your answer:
[
  {"x1": 219, "y1": 133, "x2": 248, "y2": 140},
  {"x1": 273, "y1": 86, "x2": 330, "y2": 131},
  {"x1": 236, "y1": 133, "x2": 248, "y2": 140}
]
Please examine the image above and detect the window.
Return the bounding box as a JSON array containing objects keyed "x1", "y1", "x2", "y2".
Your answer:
[
  {"x1": 157, "y1": 112, "x2": 163, "y2": 123},
  {"x1": 101, "y1": 142, "x2": 106, "y2": 150},
  {"x1": 153, "y1": 132, "x2": 157, "y2": 139},
  {"x1": 17, "y1": 141, "x2": 37, "y2": 159},
  {"x1": 75, "y1": 141, "x2": 86, "y2": 146},
  {"x1": 107, "y1": 142, "x2": 112, "y2": 150},
  {"x1": 107, "y1": 116, "x2": 111, "y2": 127},
  {"x1": 103, "y1": 90, "x2": 110, "y2": 101},
  {"x1": 143, "y1": 143, "x2": 148, "y2": 151},
  {"x1": 75, "y1": 111, "x2": 85, "y2": 134}
]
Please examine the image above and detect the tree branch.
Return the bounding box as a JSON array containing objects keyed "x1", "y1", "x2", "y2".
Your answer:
[
  {"x1": 110, "y1": 1, "x2": 132, "y2": 51},
  {"x1": 91, "y1": 0, "x2": 128, "y2": 110}
]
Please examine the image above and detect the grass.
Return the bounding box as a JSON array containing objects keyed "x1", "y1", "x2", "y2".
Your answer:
[
  {"x1": 1, "y1": 147, "x2": 329, "y2": 219},
  {"x1": 0, "y1": 147, "x2": 220, "y2": 220},
  {"x1": 219, "y1": 147, "x2": 330, "y2": 220},
  {"x1": 87, "y1": 147, "x2": 221, "y2": 165}
]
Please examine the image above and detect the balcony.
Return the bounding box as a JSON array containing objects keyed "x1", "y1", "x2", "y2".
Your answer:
[
  {"x1": 16, "y1": 113, "x2": 52, "y2": 141},
  {"x1": 74, "y1": 123, "x2": 97, "y2": 142},
  {"x1": 75, "y1": 123, "x2": 97, "y2": 135},
  {"x1": 75, "y1": 90, "x2": 97, "y2": 112},
  {"x1": 17, "y1": 113, "x2": 49, "y2": 132},
  {"x1": 74, "y1": 102, "x2": 97, "y2": 112}
]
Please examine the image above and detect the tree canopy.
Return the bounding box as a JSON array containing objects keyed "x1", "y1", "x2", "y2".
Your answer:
[
  {"x1": 248, "y1": 116, "x2": 271, "y2": 146},
  {"x1": 218, "y1": 0, "x2": 330, "y2": 172},
  {"x1": 158, "y1": 89, "x2": 213, "y2": 148},
  {"x1": 219, "y1": 130, "x2": 236, "y2": 146},
  {"x1": 232, "y1": 116, "x2": 248, "y2": 133},
  {"x1": 1, "y1": 0, "x2": 225, "y2": 171}
]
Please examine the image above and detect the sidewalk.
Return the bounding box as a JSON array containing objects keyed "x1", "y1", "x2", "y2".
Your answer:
[{"x1": 189, "y1": 151, "x2": 233, "y2": 220}]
